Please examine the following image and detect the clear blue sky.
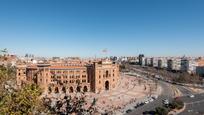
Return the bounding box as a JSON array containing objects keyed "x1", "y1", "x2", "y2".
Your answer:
[{"x1": 0, "y1": 0, "x2": 203, "y2": 57}]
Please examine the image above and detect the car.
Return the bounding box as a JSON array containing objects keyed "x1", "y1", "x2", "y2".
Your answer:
[
  {"x1": 126, "y1": 109, "x2": 132, "y2": 113},
  {"x1": 189, "y1": 94, "x2": 195, "y2": 98},
  {"x1": 152, "y1": 95, "x2": 158, "y2": 100},
  {"x1": 134, "y1": 103, "x2": 140, "y2": 108},
  {"x1": 134, "y1": 105, "x2": 138, "y2": 109},
  {"x1": 144, "y1": 100, "x2": 149, "y2": 104},
  {"x1": 135, "y1": 102, "x2": 144, "y2": 108},
  {"x1": 149, "y1": 98, "x2": 154, "y2": 102},
  {"x1": 163, "y1": 99, "x2": 169, "y2": 105},
  {"x1": 139, "y1": 102, "x2": 145, "y2": 106}
]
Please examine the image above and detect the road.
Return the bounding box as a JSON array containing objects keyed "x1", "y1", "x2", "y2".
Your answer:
[
  {"x1": 179, "y1": 93, "x2": 204, "y2": 115},
  {"x1": 125, "y1": 65, "x2": 202, "y2": 115},
  {"x1": 125, "y1": 79, "x2": 175, "y2": 115},
  {"x1": 175, "y1": 84, "x2": 192, "y2": 96}
]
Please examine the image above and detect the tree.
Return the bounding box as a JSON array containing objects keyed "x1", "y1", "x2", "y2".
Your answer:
[
  {"x1": 0, "y1": 84, "x2": 48, "y2": 115},
  {"x1": 43, "y1": 92, "x2": 97, "y2": 115},
  {"x1": 0, "y1": 66, "x2": 48, "y2": 115},
  {"x1": 170, "y1": 99, "x2": 184, "y2": 110},
  {"x1": 155, "y1": 107, "x2": 169, "y2": 115},
  {"x1": 0, "y1": 65, "x2": 97, "y2": 115}
]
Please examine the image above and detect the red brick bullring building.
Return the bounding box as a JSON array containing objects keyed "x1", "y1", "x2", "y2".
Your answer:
[{"x1": 16, "y1": 60, "x2": 120, "y2": 94}]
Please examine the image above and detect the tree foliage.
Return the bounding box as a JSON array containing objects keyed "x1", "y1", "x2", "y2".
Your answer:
[
  {"x1": 155, "y1": 107, "x2": 169, "y2": 115},
  {"x1": 0, "y1": 84, "x2": 47, "y2": 115},
  {"x1": 170, "y1": 99, "x2": 184, "y2": 110},
  {"x1": 0, "y1": 66, "x2": 47, "y2": 115},
  {"x1": 43, "y1": 92, "x2": 96, "y2": 115},
  {"x1": 0, "y1": 63, "x2": 97, "y2": 115}
]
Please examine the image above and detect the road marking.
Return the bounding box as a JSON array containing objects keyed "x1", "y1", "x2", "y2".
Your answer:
[{"x1": 186, "y1": 99, "x2": 204, "y2": 105}]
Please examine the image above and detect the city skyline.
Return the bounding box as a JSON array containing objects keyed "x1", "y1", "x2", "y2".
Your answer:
[{"x1": 0, "y1": 0, "x2": 204, "y2": 57}]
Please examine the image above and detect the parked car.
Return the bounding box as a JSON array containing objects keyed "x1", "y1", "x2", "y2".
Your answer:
[
  {"x1": 163, "y1": 99, "x2": 169, "y2": 105},
  {"x1": 149, "y1": 98, "x2": 154, "y2": 102},
  {"x1": 189, "y1": 94, "x2": 195, "y2": 98},
  {"x1": 144, "y1": 100, "x2": 149, "y2": 104},
  {"x1": 126, "y1": 109, "x2": 132, "y2": 113},
  {"x1": 152, "y1": 95, "x2": 158, "y2": 100}
]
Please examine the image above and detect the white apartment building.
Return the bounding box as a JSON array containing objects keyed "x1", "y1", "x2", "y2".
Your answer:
[
  {"x1": 167, "y1": 58, "x2": 181, "y2": 71},
  {"x1": 181, "y1": 58, "x2": 197, "y2": 73},
  {"x1": 158, "y1": 58, "x2": 167, "y2": 69}
]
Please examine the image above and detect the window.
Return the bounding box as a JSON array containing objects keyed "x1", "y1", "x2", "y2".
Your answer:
[
  {"x1": 106, "y1": 71, "x2": 109, "y2": 77},
  {"x1": 82, "y1": 80, "x2": 86, "y2": 83},
  {"x1": 63, "y1": 76, "x2": 68, "y2": 79},
  {"x1": 76, "y1": 75, "x2": 80, "y2": 78},
  {"x1": 76, "y1": 79, "x2": 80, "y2": 84},
  {"x1": 18, "y1": 73, "x2": 21, "y2": 76}
]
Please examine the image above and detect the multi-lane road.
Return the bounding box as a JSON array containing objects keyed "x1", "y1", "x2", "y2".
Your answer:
[
  {"x1": 125, "y1": 65, "x2": 204, "y2": 115},
  {"x1": 179, "y1": 93, "x2": 204, "y2": 115},
  {"x1": 126, "y1": 80, "x2": 174, "y2": 115}
]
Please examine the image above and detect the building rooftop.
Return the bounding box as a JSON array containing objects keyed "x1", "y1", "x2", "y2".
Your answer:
[{"x1": 197, "y1": 59, "x2": 204, "y2": 66}]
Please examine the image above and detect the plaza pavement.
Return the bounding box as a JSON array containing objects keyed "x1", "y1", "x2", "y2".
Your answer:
[{"x1": 85, "y1": 74, "x2": 161, "y2": 115}]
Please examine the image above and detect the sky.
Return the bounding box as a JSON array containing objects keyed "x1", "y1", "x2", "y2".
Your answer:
[{"x1": 0, "y1": 0, "x2": 204, "y2": 57}]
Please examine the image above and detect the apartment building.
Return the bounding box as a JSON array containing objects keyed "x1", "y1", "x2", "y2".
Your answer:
[
  {"x1": 145, "y1": 58, "x2": 151, "y2": 66},
  {"x1": 167, "y1": 58, "x2": 181, "y2": 71},
  {"x1": 181, "y1": 58, "x2": 197, "y2": 73},
  {"x1": 196, "y1": 59, "x2": 204, "y2": 77}
]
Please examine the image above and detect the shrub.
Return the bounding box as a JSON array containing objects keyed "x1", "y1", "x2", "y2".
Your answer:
[{"x1": 155, "y1": 107, "x2": 169, "y2": 115}]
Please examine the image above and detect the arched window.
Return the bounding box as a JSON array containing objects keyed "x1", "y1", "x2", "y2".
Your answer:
[
  {"x1": 62, "y1": 87, "x2": 66, "y2": 93},
  {"x1": 76, "y1": 86, "x2": 81, "y2": 92},
  {"x1": 55, "y1": 87, "x2": 59, "y2": 93},
  {"x1": 83, "y1": 86, "x2": 88, "y2": 92},
  {"x1": 48, "y1": 87, "x2": 52, "y2": 94},
  {"x1": 69, "y1": 87, "x2": 74, "y2": 93},
  {"x1": 105, "y1": 81, "x2": 109, "y2": 90},
  {"x1": 106, "y1": 70, "x2": 109, "y2": 77},
  {"x1": 76, "y1": 79, "x2": 80, "y2": 84}
]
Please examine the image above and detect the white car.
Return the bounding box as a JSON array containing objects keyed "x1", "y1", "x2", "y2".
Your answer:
[
  {"x1": 189, "y1": 94, "x2": 195, "y2": 98},
  {"x1": 163, "y1": 99, "x2": 169, "y2": 105},
  {"x1": 149, "y1": 98, "x2": 154, "y2": 102},
  {"x1": 144, "y1": 100, "x2": 149, "y2": 104}
]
